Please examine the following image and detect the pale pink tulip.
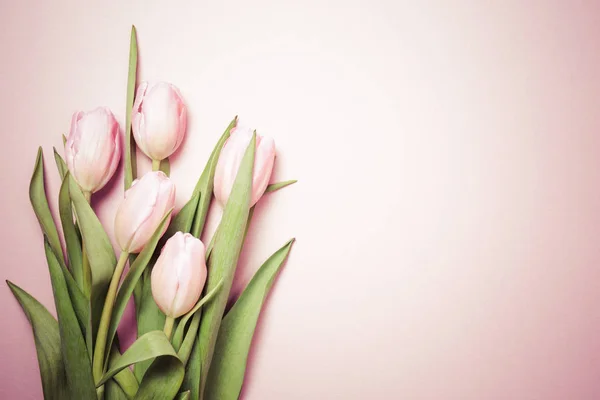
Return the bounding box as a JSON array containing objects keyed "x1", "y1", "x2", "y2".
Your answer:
[
  {"x1": 65, "y1": 107, "x2": 121, "y2": 193},
  {"x1": 114, "y1": 171, "x2": 176, "y2": 253},
  {"x1": 151, "y1": 232, "x2": 207, "y2": 318},
  {"x1": 132, "y1": 81, "x2": 187, "y2": 161},
  {"x1": 214, "y1": 125, "x2": 276, "y2": 207}
]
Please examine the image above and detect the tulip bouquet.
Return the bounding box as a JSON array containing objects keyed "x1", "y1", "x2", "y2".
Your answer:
[{"x1": 8, "y1": 27, "x2": 295, "y2": 400}]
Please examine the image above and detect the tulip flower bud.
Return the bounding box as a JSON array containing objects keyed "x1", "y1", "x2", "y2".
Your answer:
[
  {"x1": 132, "y1": 81, "x2": 187, "y2": 162},
  {"x1": 214, "y1": 125, "x2": 276, "y2": 207},
  {"x1": 65, "y1": 107, "x2": 121, "y2": 194},
  {"x1": 114, "y1": 171, "x2": 176, "y2": 253},
  {"x1": 151, "y1": 232, "x2": 207, "y2": 318}
]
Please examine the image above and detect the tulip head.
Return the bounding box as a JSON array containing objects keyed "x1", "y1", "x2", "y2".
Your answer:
[
  {"x1": 65, "y1": 107, "x2": 121, "y2": 193},
  {"x1": 151, "y1": 232, "x2": 207, "y2": 318},
  {"x1": 114, "y1": 171, "x2": 176, "y2": 253},
  {"x1": 214, "y1": 125, "x2": 276, "y2": 207},
  {"x1": 132, "y1": 81, "x2": 187, "y2": 162}
]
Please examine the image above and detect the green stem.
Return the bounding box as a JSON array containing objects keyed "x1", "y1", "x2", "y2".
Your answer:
[
  {"x1": 163, "y1": 316, "x2": 175, "y2": 340},
  {"x1": 152, "y1": 159, "x2": 161, "y2": 171},
  {"x1": 92, "y1": 251, "x2": 129, "y2": 384},
  {"x1": 82, "y1": 191, "x2": 92, "y2": 297}
]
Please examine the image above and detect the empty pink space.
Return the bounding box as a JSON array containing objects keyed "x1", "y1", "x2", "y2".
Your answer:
[{"x1": 2, "y1": 1, "x2": 600, "y2": 399}]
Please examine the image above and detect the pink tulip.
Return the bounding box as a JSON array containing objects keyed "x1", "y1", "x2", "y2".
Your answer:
[
  {"x1": 114, "y1": 171, "x2": 176, "y2": 253},
  {"x1": 65, "y1": 107, "x2": 121, "y2": 193},
  {"x1": 214, "y1": 125, "x2": 276, "y2": 207},
  {"x1": 151, "y1": 232, "x2": 207, "y2": 318},
  {"x1": 132, "y1": 81, "x2": 187, "y2": 162}
]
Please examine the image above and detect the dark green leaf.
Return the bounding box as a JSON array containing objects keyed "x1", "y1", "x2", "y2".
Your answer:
[
  {"x1": 69, "y1": 175, "x2": 117, "y2": 341},
  {"x1": 125, "y1": 25, "x2": 138, "y2": 190},
  {"x1": 98, "y1": 331, "x2": 178, "y2": 386},
  {"x1": 29, "y1": 147, "x2": 65, "y2": 266},
  {"x1": 265, "y1": 179, "x2": 297, "y2": 193},
  {"x1": 205, "y1": 239, "x2": 295, "y2": 400},
  {"x1": 197, "y1": 132, "x2": 256, "y2": 398},
  {"x1": 106, "y1": 211, "x2": 173, "y2": 366},
  {"x1": 7, "y1": 281, "x2": 68, "y2": 400},
  {"x1": 44, "y1": 241, "x2": 96, "y2": 399}
]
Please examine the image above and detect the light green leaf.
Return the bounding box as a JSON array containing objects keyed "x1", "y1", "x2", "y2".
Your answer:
[
  {"x1": 197, "y1": 132, "x2": 256, "y2": 399},
  {"x1": 44, "y1": 241, "x2": 96, "y2": 399},
  {"x1": 172, "y1": 279, "x2": 224, "y2": 353},
  {"x1": 7, "y1": 281, "x2": 68, "y2": 400},
  {"x1": 29, "y1": 147, "x2": 65, "y2": 266},
  {"x1": 190, "y1": 116, "x2": 237, "y2": 237},
  {"x1": 205, "y1": 239, "x2": 295, "y2": 400},
  {"x1": 180, "y1": 339, "x2": 201, "y2": 400},
  {"x1": 58, "y1": 173, "x2": 83, "y2": 293},
  {"x1": 165, "y1": 191, "x2": 201, "y2": 240},
  {"x1": 98, "y1": 331, "x2": 178, "y2": 386},
  {"x1": 69, "y1": 175, "x2": 117, "y2": 341},
  {"x1": 108, "y1": 340, "x2": 140, "y2": 398},
  {"x1": 265, "y1": 179, "x2": 297, "y2": 193},
  {"x1": 53, "y1": 147, "x2": 68, "y2": 180},
  {"x1": 125, "y1": 25, "x2": 138, "y2": 190},
  {"x1": 106, "y1": 211, "x2": 173, "y2": 366},
  {"x1": 134, "y1": 356, "x2": 184, "y2": 400}
]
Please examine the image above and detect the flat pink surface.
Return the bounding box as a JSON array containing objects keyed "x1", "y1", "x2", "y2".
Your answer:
[{"x1": 2, "y1": 1, "x2": 600, "y2": 399}]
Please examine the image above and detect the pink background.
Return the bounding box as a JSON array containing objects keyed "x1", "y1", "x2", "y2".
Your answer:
[{"x1": 2, "y1": 1, "x2": 600, "y2": 399}]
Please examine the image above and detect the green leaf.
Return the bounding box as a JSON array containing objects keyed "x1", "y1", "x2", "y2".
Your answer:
[
  {"x1": 190, "y1": 116, "x2": 237, "y2": 237},
  {"x1": 58, "y1": 173, "x2": 84, "y2": 293},
  {"x1": 108, "y1": 340, "x2": 140, "y2": 398},
  {"x1": 125, "y1": 25, "x2": 138, "y2": 190},
  {"x1": 106, "y1": 211, "x2": 173, "y2": 367},
  {"x1": 7, "y1": 281, "x2": 68, "y2": 400},
  {"x1": 134, "y1": 276, "x2": 166, "y2": 381},
  {"x1": 165, "y1": 191, "x2": 201, "y2": 240},
  {"x1": 98, "y1": 331, "x2": 178, "y2": 386},
  {"x1": 265, "y1": 179, "x2": 297, "y2": 193},
  {"x1": 134, "y1": 356, "x2": 184, "y2": 400},
  {"x1": 197, "y1": 132, "x2": 256, "y2": 399},
  {"x1": 180, "y1": 339, "x2": 201, "y2": 400},
  {"x1": 172, "y1": 279, "x2": 224, "y2": 353},
  {"x1": 53, "y1": 147, "x2": 68, "y2": 180},
  {"x1": 44, "y1": 241, "x2": 96, "y2": 399},
  {"x1": 69, "y1": 175, "x2": 117, "y2": 341},
  {"x1": 29, "y1": 147, "x2": 65, "y2": 266},
  {"x1": 205, "y1": 239, "x2": 295, "y2": 400}
]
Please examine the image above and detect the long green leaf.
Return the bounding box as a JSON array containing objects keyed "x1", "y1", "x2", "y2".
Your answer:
[
  {"x1": 44, "y1": 241, "x2": 96, "y2": 399},
  {"x1": 98, "y1": 331, "x2": 178, "y2": 386},
  {"x1": 125, "y1": 25, "x2": 138, "y2": 190},
  {"x1": 69, "y1": 175, "x2": 117, "y2": 341},
  {"x1": 58, "y1": 173, "x2": 84, "y2": 292},
  {"x1": 205, "y1": 239, "x2": 295, "y2": 400},
  {"x1": 190, "y1": 116, "x2": 237, "y2": 237},
  {"x1": 135, "y1": 275, "x2": 166, "y2": 381},
  {"x1": 197, "y1": 132, "x2": 256, "y2": 399},
  {"x1": 53, "y1": 148, "x2": 68, "y2": 180},
  {"x1": 29, "y1": 147, "x2": 65, "y2": 266},
  {"x1": 108, "y1": 340, "x2": 140, "y2": 398},
  {"x1": 106, "y1": 211, "x2": 173, "y2": 366},
  {"x1": 177, "y1": 391, "x2": 191, "y2": 400},
  {"x1": 172, "y1": 279, "x2": 224, "y2": 352},
  {"x1": 7, "y1": 281, "x2": 68, "y2": 400}
]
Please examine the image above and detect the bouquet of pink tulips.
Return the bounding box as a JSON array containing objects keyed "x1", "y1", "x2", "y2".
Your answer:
[{"x1": 8, "y1": 27, "x2": 295, "y2": 400}]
